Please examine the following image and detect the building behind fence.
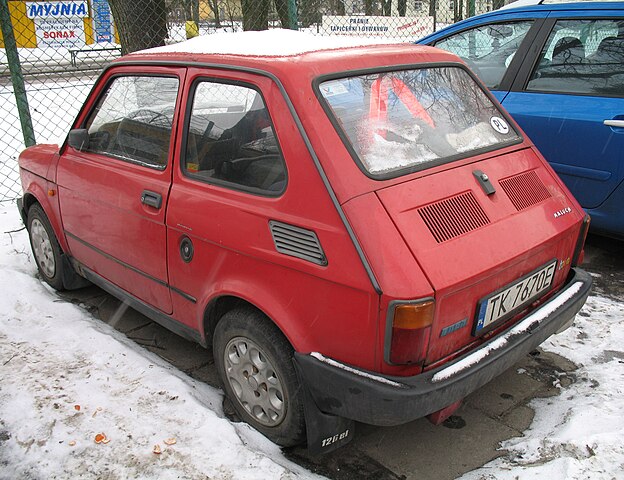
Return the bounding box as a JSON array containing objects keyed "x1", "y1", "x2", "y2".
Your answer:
[{"x1": 0, "y1": 0, "x2": 497, "y2": 202}]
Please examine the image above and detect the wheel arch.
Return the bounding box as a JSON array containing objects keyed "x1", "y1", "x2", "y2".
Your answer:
[
  {"x1": 21, "y1": 189, "x2": 69, "y2": 254},
  {"x1": 202, "y1": 295, "x2": 293, "y2": 351}
]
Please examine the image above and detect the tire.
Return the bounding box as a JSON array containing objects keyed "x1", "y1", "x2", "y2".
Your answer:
[
  {"x1": 27, "y1": 203, "x2": 65, "y2": 291},
  {"x1": 213, "y1": 308, "x2": 306, "y2": 447}
]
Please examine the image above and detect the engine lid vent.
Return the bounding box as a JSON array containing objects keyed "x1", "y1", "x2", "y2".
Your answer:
[
  {"x1": 500, "y1": 170, "x2": 551, "y2": 211},
  {"x1": 269, "y1": 221, "x2": 327, "y2": 266},
  {"x1": 418, "y1": 191, "x2": 490, "y2": 243}
]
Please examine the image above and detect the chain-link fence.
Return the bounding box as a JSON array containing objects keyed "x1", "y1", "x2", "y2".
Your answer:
[{"x1": 1, "y1": 0, "x2": 499, "y2": 202}]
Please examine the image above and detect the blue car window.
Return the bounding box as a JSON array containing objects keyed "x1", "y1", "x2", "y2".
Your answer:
[
  {"x1": 527, "y1": 19, "x2": 624, "y2": 97},
  {"x1": 434, "y1": 21, "x2": 533, "y2": 89}
]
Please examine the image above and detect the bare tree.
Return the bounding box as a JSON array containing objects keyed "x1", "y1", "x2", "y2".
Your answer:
[
  {"x1": 398, "y1": 0, "x2": 407, "y2": 16},
  {"x1": 381, "y1": 0, "x2": 391, "y2": 16},
  {"x1": 429, "y1": 0, "x2": 436, "y2": 18},
  {"x1": 365, "y1": 0, "x2": 375, "y2": 15},
  {"x1": 329, "y1": 0, "x2": 346, "y2": 15},
  {"x1": 492, "y1": 0, "x2": 505, "y2": 10},
  {"x1": 206, "y1": 0, "x2": 221, "y2": 27},
  {"x1": 241, "y1": 0, "x2": 296, "y2": 31},
  {"x1": 242, "y1": 0, "x2": 269, "y2": 30},
  {"x1": 108, "y1": 0, "x2": 168, "y2": 54}
]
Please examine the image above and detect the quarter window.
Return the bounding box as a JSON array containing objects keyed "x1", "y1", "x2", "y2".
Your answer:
[
  {"x1": 184, "y1": 81, "x2": 287, "y2": 194},
  {"x1": 434, "y1": 21, "x2": 533, "y2": 88},
  {"x1": 85, "y1": 76, "x2": 179, "y2": 168},
  {"x1": 527, "y1": 19, "x2": 624, "y2": 96}
]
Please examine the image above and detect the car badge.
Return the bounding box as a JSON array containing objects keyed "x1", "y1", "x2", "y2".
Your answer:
[{"x1": 553, "y1": 207, "x2": 572, "y2": 219}]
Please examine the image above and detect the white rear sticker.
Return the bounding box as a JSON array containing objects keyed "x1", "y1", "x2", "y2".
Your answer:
[
  {"x1": 490, "y1": 116, "x2": 509, "y2": 134},
  {"x1": 320, "y1": 82, "x2": 349, "y2": 97}
]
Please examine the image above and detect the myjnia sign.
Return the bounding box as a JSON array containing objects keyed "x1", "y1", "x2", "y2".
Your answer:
[{"x1": 26, "y1": 1, "x2": 89, "y2": 19}]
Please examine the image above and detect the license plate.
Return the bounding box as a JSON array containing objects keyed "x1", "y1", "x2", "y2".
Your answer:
[{"x1": 474, "y1": 260, "x2": 557, "y2": 335}]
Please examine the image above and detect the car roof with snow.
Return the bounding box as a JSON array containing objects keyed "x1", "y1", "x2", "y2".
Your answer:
[{"x1": 122, "y1": 29, "x2": 457, "y2": 77}]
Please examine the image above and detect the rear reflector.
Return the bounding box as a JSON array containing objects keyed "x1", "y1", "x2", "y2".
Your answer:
[{"x1": 572, "y1": 215, "x2": 591, "y2": 267}]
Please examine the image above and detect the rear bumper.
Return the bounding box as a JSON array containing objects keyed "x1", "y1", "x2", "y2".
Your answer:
[{"x1": 295, "y1": 267, "x2": 592, "y2": 426}]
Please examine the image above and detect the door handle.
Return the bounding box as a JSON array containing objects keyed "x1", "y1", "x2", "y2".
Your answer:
[
  {"x1": 141, "y1": 190, "x2": 162, "y2": 209},
  {"x1": 603, "y1": 119, "x2": 624, "y2": 128}
]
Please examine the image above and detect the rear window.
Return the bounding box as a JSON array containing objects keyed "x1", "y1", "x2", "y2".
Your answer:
[{"x1": 318, "y1": 66, "x2": 521, "y2": 178}]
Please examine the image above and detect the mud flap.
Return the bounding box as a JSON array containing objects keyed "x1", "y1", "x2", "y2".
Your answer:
[
  {"x1": 294, "y1": 361, "x2": 354, "y2": 455},
  {"x1": 61, "y1": 255, "x2": 91, "y2": 290},
  {"x1": 426, "y1": 399, "x2": 462, "y2": 425}
]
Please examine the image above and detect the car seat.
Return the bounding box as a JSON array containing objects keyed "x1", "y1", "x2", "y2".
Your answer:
[{"x1": 552, "y1": 37, "x2": 585, "y2": 66}]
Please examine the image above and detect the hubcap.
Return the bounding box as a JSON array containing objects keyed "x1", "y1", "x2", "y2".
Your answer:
[
  {"x1": 31, "y1": 219, "x2": 55, "y2": 278},
  {"x1": 224, "y1": 337, "x2": 286, "y2": 427}
]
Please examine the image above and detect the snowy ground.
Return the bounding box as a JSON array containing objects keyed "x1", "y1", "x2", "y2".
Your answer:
[
  {"x1": 463, "y1": 296, "x2": 624, "y2": 479},
  {"x1": 0, "y1": 203, "x2": 321, "y2": 480},
  {"x1": 1, "y1": 202, "x2": 623, "y2": 479}
]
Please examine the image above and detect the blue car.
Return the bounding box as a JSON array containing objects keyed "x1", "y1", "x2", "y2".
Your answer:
[{"x1": 417, "y1": 1, "x2": 624, "y2": 238}]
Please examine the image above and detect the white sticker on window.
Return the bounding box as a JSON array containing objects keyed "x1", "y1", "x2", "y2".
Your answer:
[
  {"x1": 320, "y1": 82, "x2": 349, "y2": 97},
  {"x1": 490, "y1": 116, "x2": 509, "y2": 134}
]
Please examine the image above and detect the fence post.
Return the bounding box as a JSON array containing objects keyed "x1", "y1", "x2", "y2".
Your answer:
[
  {"x1": 468, "y1": 0, "x2": 475, "y2": 18},
  {"x1": 0, "y1": 0, "x2": 36, "y2": 147},
  {"x1": 287, "y1": 0, "x2": 298, "y2": 30}
]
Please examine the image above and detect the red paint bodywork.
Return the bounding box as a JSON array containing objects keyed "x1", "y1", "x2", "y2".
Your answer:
[{"x1": 18, "y1": 44, "x2": 586, "y2": 379}]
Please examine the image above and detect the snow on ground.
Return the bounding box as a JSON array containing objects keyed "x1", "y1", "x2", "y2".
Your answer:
[
  {"x1": 0, "y1": 203, "x2": 322, "y2": 480},
  {"x1": 462, "y1": 293, "x2": 624, "y2": 480},
  {"x1": 0, "y1": 199, "x2": 623, "y2": 480}
]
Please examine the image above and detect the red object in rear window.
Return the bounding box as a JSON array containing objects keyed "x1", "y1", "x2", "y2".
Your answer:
[{"x1": 318, "y1": 66, "x2": 521, "y2": 178}]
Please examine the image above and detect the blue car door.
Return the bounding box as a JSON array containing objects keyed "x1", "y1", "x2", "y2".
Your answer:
[
  {"x1": 501, "y1": 12, "x2": 624, "y2": 211},
  {"x1": 420, "y1": 6, "x2": 624, "y2": 235}
]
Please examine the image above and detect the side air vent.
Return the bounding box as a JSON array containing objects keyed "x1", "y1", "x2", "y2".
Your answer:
[
  {"x1": 269, "y1": 221, "x2": 327, "y2": 266},
  {"x1": 500, "y1": 170, "x2": 551, "y2": 211},
  {"x1": 418, "y1": 191, "x2": 490, "y2": 243}
]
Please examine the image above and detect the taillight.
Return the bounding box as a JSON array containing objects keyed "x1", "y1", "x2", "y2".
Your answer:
[
  {"x1": 572, "y1": 214, "x2": 591, "y2": 267},
  {"x1": 386, "y1": 299, "x2": 435, "y2": 365}
]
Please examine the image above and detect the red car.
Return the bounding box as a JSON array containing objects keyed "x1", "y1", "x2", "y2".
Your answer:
[{"x1": 18, "y1": 30, "x2": 592, "y2": 454}]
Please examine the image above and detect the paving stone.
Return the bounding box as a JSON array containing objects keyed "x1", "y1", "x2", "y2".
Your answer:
[{"x1": 354, "y1": 404, "x2": 516, "y2": 480}]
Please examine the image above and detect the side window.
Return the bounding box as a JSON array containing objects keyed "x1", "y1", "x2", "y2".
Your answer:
[
  {"x1": 527, "y1": 19, "x2": 624, "y2": 96},
  {"x1": 184, "y1": 80, "x2": 287, "y2": 195},
  {"x1": 85, "y1": 76, "x2": 179, "y2": 168},
  {"x1": 434, "y1": 21, "x2": 533, "y2": 88}
]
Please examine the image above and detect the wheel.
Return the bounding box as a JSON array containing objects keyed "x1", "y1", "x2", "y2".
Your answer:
[
  {"x1": 213, "y1": 308, "x2": 306, "y2": 447},
  {"x1": 27, "y1": 204, "x2": 65, "y2": 290}
]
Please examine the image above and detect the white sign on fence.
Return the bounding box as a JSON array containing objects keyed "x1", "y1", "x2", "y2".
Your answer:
[
  {"x1": 34, "y1": 17, "x2": 86, "y2": 48},
  {"x1": 322, "y1": 16, "x2": 435, "y2": 39},
  {"x1": 25, "y1": 1, "x2": 89, "y2": 48}
]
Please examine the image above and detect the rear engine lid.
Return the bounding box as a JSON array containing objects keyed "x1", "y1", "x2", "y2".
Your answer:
[{"x1": 377, "y1": 147, "x2": 583, "y2": 365}]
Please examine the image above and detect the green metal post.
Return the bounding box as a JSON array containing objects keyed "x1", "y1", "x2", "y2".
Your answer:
[
  {"x1": 287, "y1": 0, "x2": 298, "y2": 30},
  {"x1": 0, "y1": 0, "x2": 36, "y2": 147},
  {"x1": 468, "y1": 0, "x2": 476, "y2": 18}
]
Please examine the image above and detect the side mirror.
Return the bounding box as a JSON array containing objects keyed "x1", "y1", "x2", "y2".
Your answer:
[{"x1": 68, "y1": 129, "x2": 89, "y2": 151}]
